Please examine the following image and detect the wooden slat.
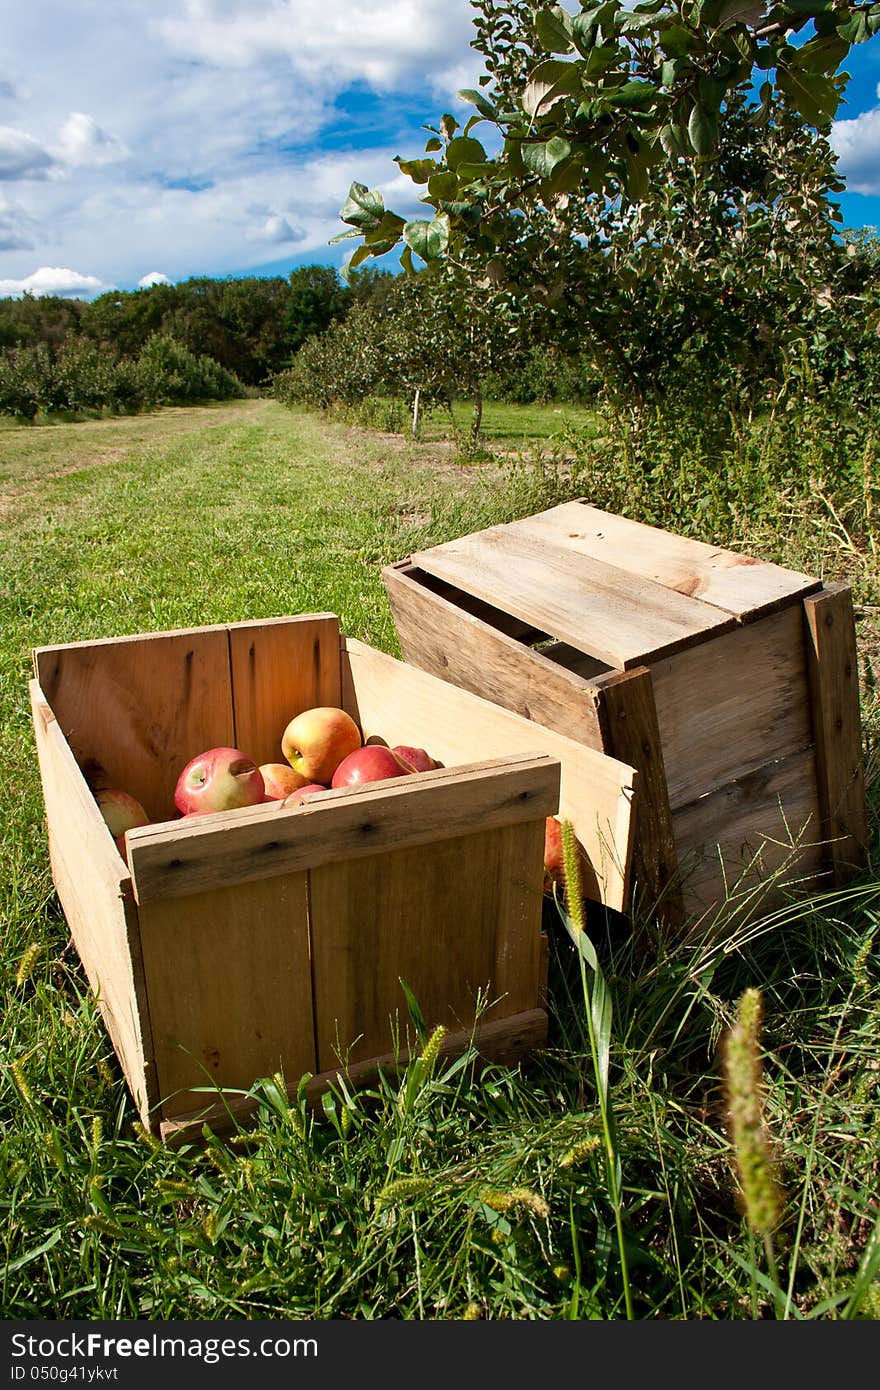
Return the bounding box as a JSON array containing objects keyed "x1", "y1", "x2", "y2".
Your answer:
[
  {"x1": 410, "y1": 523, "x2": 733, "y2": 669},
  {"x1": 158, "y1": 1007, "x2": 549, "y2": 1144},
  {"x1": 341, "y1": 637, "x2": 636, "y2": 913},
  {"x1": 803, "y1": 585, "x2": 869, "y2": 883},
  {"x1": 595, "y1": 668, "x2": 682, "y2": 923},
  {"x1": 649, "y1": 604, "x2": 814, "y2": 811},
  {"x1": 310, "y1": 820, "x2": 545, "y2": 1070},
  {"x1": 126, "y1": 754, "x2": 561, "y2": 905},
  {"x1": 514, "y1": 501, "x2": 821, "y2": 619},
  {"x1": 673, "y1": 747, "x2": 828, "y2": 919},
  {"x1": 227, "y1": 613, "x2": 341, "y2": 769},
  {"x1": 33, "y1": 625, "x2": 235, "y2": 823},
  {"x1": 383, "y1": 561, "x2": 607, "y2": 747},
  {"x1": 29, "y1": 680, "x2": 159, "y2": 1128},
  {"x1": 135, "y1": 871, "x2": 315, "y2": 1120}
]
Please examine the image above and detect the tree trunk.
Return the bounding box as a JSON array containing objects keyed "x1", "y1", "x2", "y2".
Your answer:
[
  {"x1": 411, "y1": 386, "x2": 421, "y2": 439},
  {"x1": 470, "y1": 389, "x2": 483, "y2": 446}
]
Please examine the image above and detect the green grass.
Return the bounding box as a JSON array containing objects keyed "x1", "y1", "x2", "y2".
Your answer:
[{"x1": 1, "y1": 398, "x2": 879, "y2": 1320}]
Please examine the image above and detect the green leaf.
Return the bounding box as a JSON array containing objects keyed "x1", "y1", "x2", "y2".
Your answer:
[
  {"x1": 338, "y1": 181, "x2": 385, "y2": 231},
  {"x1": 424, "y1": 136, "x2": 443, "y2": 152},
  {"x1": 607, "y1": 79, "x2": 658, "y2": 108},
  {"x1": 687, "y1": 101, "x2": 718, "y2": 155},
  {"x1": 427, "y1": 169, "x2": 460, "y2": 200},
  {"x1": 659, "y1": 123, "x2": 686, "y2": 160},
  {"x1": 395, "y1": 156, "x2": 436, "y2": 185},
  {"x1": 571, "y1": 16, "x2": 598, "y2": 56},
  {"x1": 398, "y1": 976, "x2": 428, "y2": 1046},
  {"x1": 446, "y1": 135, "x2": 487, "y2": 170},
  {"x1": 522, "y1": 58, "x2": 581, "y2": 119},
  {"x1": 836, "y1": 10, "x2": 869, "y2": 42},
  {"x1": 520, "y1": 135, "x2": 572, "y2": 179},
  {"x1": 777, "y1": 64, "x2": 840, "y2": 125},
  {"x1": 535, "y1": 4, "x2": 574, "y2": 53},
  {"x1": 458, "y1": 87, "x2": 497, "y2": 120}
]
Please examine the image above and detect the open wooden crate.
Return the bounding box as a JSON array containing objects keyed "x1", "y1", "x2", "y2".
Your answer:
[
  {"x1": 29, "y1": 612, "x2": 637, "y2": 1141},
  {"x1": 384, "y1": 501, "x2": 869, "y2": 925}
]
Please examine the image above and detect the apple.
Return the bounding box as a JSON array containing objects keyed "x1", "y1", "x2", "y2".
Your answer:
[
  {"x1": 281, "y1": 706, "x2": 362, "y2": 784},
  {"x1": 280, "y1": 782, "x2": 327, "y2": 806},
  {"x1": 543, "y1": 816, "x2": 589, "y2": 896},
  {"x1": 174, "y1": 747, "x2": 265, "y2": 816},
  {"x1": 392, "y1": 744, "x2": 439, "y2": 773},
  {"x1": 95, "y1": 788, "x2": 150, "y2": 858},
  {"x1": 331, "y1": 744, "x2": 414, "y2": 789},
  {"x1": 259, "y1": 762, "x2": 313, "y2": 801}
]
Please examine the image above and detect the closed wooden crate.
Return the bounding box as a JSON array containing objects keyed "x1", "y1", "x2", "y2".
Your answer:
[
  {"x1": 383, "y1": 501, "x2": 868, "y2": 925},
  {"x1": 29, "y1": 612, "x2": 637, "y2": 1141}
]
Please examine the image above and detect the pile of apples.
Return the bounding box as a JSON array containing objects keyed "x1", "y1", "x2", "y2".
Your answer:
[{"x1": 94, "y1": 704, "x2": 569, "y2": 894}]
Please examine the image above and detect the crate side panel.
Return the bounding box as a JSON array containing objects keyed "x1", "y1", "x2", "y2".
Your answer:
[
  {"x1": 651, "y1": 605, "x2": 814, "y2": 812},
  {"x1": 309, "y1": 821, "x2": 545, "y2": 1071},
  {"x1": 136, "y1": 872, "x2": 315, "y2": 1120},
  {"x1": 342, "y1": 639, "x2": 635, "y2": 913},
  {"x1": 514, "y1": 502, "x2": 820, "y2": 619},
  {"x1": 673, "y1": 747, "x2": 828, "y2": 919},
  {"x1": 34, "y1": 628, "x2": 235, "y2": 823},
  {"x1": 227, "y1": 613, "x2": 341, "y2": 769},
  {"x1": 383, "y1": 562, "x2": 607, "y2": 746},
  {"x1": 29, "y1": 682, "x2": 157, "y2": 1125}
]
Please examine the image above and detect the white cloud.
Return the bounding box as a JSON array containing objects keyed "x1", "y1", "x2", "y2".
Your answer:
[
  {"x1": 0, "y1": 126, "x2": 54, "y2": 180},
  {"x1": 54, "y1": 112, "x2": 128, "y2": 167},
  {"x1": 138, "y1": 271, "x2": 173, "y2": 287},
  {"x1": 246, "y1": 212, "x2": 303, "y2": 244},
  {"x1": 831, "y1": 107, "x2": 880, "y2": 196},
  {"x1": 0, "y1": 265, "x2": 104, "y2": 298}
]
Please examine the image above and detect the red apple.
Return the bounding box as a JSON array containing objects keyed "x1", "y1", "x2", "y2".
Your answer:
[
  {"x1": 174, "y1": 747, "x2": 265, "y2": 816},
  {"x1": 281, "y1": 706, "x2": 361, "y2": 783},
  {"x1": 331, "y1": 744, "x2": 414, "y2": 789},
  {"x1": 259, "y1": 762, "x2": 313, "y2": 801},
  {"x1": 392, "y1": 744, "x2": 439, "y2": 773},
  {"x1": 95, "y1": 788, "x2": 150, "y2": 859},
  {"x1": 280, "y1": 782, "x2": 327, "y2": 806}
]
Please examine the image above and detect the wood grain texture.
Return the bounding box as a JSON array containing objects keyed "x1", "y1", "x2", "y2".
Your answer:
[
  {"x1": 158, "y1": 1007, "x2": 549, "y2": 1144},
  {"x1": 126, "y1": 754, "x2": 560, "y2": 904},
  {"x1": 515, "y1": 501, "x2": 820, "y2": 618},
  {"x1": 136, "y1": 870, "x2": 315, "y2": 1120},
  {"x1": 341, "y1": 637, "x2": 637, "y2": 913},
  {"x1": 673, "y1": 747, "x2": 827, "y2": 919},
  {"x1": 410, "y1": 520, "x2": 735, "y2": 668},
  {"x1": 803, "y1": 585, "x2": 869, "y2": 882},
  {"x1": 383, "y1": 560, "x2": 607, "y2": 747},
  {"x1": 595, "y1": 668, "x2": 682, "y2": 922},
  {"x1": 227, "y1": 612, "x2": 341, "y2": 769},
  {"x1": 33, "y1": 625, "x2": 235, "y2": 823},
  {"x1": 310, "y1": 821, "x2": 545, "y2": 1069},
  {"x1": 649, "y1": 604, "x2": 814, "y2": 811},
  {"x1": 29, "y1": 680, "x2": 158, "y2": 1128}
]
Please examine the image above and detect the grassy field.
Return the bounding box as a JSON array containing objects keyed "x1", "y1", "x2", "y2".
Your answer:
[{"x1": 1, "y1": 398, "x2": 878, "y2": 1320}]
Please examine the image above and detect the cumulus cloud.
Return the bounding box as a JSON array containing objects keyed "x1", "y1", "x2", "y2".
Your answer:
[
  {"x1": 138, "y1": 271, "x2": 173, "y2": 287},
  {"x1": 158, "y1": 0, "x2": 477, "y2": 91},
  {"x1": 246, "y1": 211, "x2": 303, "y2": 244},
  {"x1": 831, "y1": 107, "x2": 880, "y2": 196},
  {"x1": 0, "y1": 126, "x2": 54, "y2": 180},
  {"x1": 0, "y1": 266, "x2": 104, "y2": 298},
  {"x1": 54, "y1": 112, "x2": 128, "y2": 167},
  {"x1": 0, "y1": 196, "x2": 35, "y2": 250}
]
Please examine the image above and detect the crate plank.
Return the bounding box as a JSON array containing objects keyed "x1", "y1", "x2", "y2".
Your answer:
[
  {"x1": 410, "y1": 523, "x2": 733, "y2": 669},
  {"x1": 803, "y1": 585, "x2": 869, "y2": 883},
  {"x1": 33, "y1": 626, "x2": 235, "y2": 823},
  {"x1": 136, "y1": 870, "x2": 315, "y2": 1119},
  {"x1": 126, "y1": 754, "x2": 560, "y2": 904},
  {"x1": 342, "y1": 638, "x2": 637, "y2": 913},
  {"x1": 310, "y1": 822, "x2": 545, "y2": 1069},
  {"x1": 383, "y1": 560, "x2": 607, "y2": 746},
  {"x1": 514, "y1": 501, "x2": 821, "y2": 618},
  {"x1": 650, "y1": 604, "x2": 814, "y2": 811},
  {"x1": 227, "y1": 613, "x2": 342, "y2": 769},
  {"x1": 29, "y1": 681, "x2": 159, "y2": 1127},
  {"x1": 672, "y1": 748, "x2": 828, "y2": 918}
]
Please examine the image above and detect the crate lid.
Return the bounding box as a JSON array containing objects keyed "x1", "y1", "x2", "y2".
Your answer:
[{"x1": 409, "y1": 500, "x2": 821, "y2": 670}]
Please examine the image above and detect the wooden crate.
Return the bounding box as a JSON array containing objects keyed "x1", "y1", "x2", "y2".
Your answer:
[
  {"x1": 29, "y1": 612, "x2": 637, "y2": 1141},
  {"x1": 383, "y1": 501, "x2": 868, "y2": 925}
]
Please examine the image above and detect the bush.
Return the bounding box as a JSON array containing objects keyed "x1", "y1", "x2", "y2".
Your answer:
[{"x1": 135, "y1": 334, "x2": 245, "y2": 406}]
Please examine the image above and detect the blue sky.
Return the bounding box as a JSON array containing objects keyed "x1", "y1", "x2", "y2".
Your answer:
[{"x1": 1, "y1": 1, "x2": 879, "y2": 299}]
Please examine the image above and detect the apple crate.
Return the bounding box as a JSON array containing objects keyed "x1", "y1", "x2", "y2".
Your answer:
[
  {"x1": 383, "y1": 500, "x2": 869, "y2": 925},
  {"x1": 29, "y1": 612, "x2": 638, "y2": 1141}
]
